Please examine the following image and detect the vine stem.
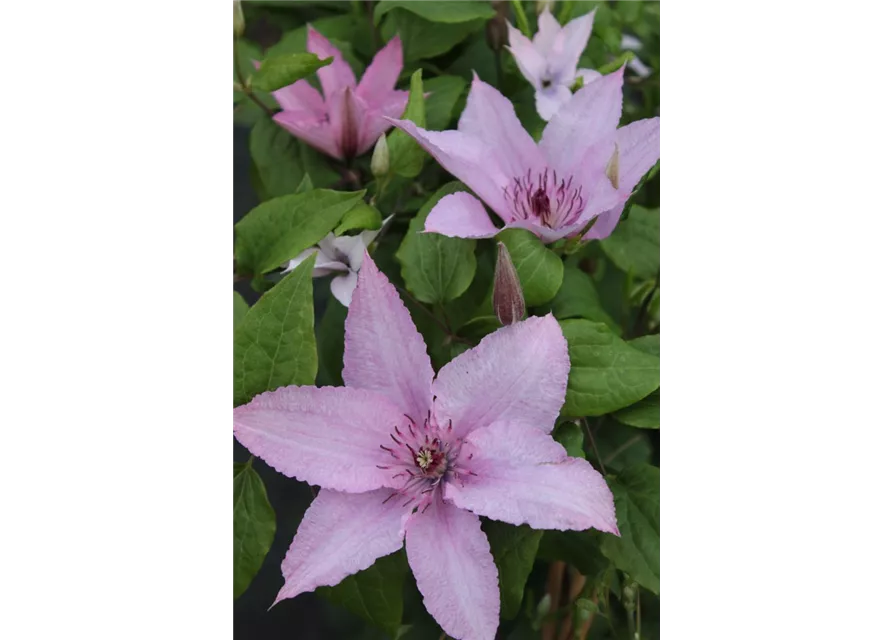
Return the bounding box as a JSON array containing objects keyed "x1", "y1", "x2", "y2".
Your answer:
[{"x1": 582, "y1": 417, "x2": 607, "y2": 476}]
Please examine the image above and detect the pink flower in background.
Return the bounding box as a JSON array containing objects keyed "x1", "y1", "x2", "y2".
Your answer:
[
  {"x1": 233, "y1": 254, "x2": 617, "y2": 640},
  {"x1": 271, "y1": 28, "x2": 408, "y2": 161},
  {"x1": 387, "y1": 70, "x2": 659, "y2": 244}
]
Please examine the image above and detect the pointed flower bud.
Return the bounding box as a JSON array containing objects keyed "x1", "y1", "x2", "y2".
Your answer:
[
  {"x1": 493, "y1": 242, "x2": 526, "y2": 326},
  {"x1": 371, "y1": 134, "x2": 390, "y2": 178},
  {"x1": 233, "y1": 1, "x2": 245, "y2": 38},
  {"x1": 606, "y1": 142, "x2": 620, "y2": 190}
]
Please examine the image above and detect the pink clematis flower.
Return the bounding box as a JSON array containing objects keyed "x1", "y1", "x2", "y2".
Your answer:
[
  {"x1": 386, "y1": 69, "x2": 659, "y2": 243},
  {"x1": 233, "y1": 254, "x2": 617, "y2": 640},
  {"x1": 506, "y1": 8, "x2": 600, "y2": 121},
  {"x1": 271, "y1": 28, "x2": 408, "y2": 161}
]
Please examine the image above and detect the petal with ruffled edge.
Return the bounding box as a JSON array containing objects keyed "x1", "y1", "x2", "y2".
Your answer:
[
  {"x1": 233, "y1": 386, "x2": 404, "y2": 493},
  {"x1": 424, "y1": 192, "x2": 500, "y2": 239},
  {"x1": 306, "y1": 26, "x2": 356, "y2": 102},
  {"x1": 444, "y1": 421, "x2": 618, "y2": 533},
  {"x1": 343, "y1": 253, "x2": 435, "y2": 424},
  {"x1": 405, "y1": 500, "x2": 499, "y2": 640},
  {"x1": 357, "y1": 36, "x2": 403, "y2": 105},
  {"x1": 432, "y1": 314, "x2": 569, "y2": 439},
  {"x1": 534, "y1": 84, "x2": 572, "y2": 122},
  {"x1": 506, "y1": 22, "x2": 545, "y2": 88},
  {"x1": 273, "y1": 111, "x2": 340, "y2": 159},
  {"x1": 274, "y1": 489, "x2": 410, "y2": 604}
]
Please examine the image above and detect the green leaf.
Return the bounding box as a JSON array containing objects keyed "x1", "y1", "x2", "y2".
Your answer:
[
  {"x1": 381, "y1": 9, "x2": 484, "y2": 60},
  {"x1": 294, "y1": 173, "x2": 313, "y2": 194},
  {"x1": 234, "y1": 461, "x2": 276, "y2": 599},
  {"x1": 628, "y1": 334, "x2": 660, "y2": 357},
  {"x1": 545, "y1": 266, "x2": 621, "y2": 333},
  {"x1": 483, "y1": 520, "x2": 543, "y2": 620},
  {"x1": 249, "y1": 117, "x2": 339, "y2": 198},
  {"x1": 497, "y1": 228, "x2": 564, "y2": 306},
  {"x1": 600, "y1": 206, "x2": 659, "y2": 280},
  {"x1": 252, "y1": 53, "x2": 333, "y2": 92},
  {"x1": 234, "y1": 189, "x2": 365, "y2": 276},
  {"x1": 553, "y1": 422, "x2": 585, "y2": 458},
  {"x1": 614, "y1": 391, "x2": 659, "y2": 429},
  {"x1": 599, "y1": 464, "x2": 660, "y2": 594},
  {"x1": 265, "y1": 18, "x2": 367, "y2": 77},
  {"x1": 233, "y1": 259, "x2": 317, "y2": 407},
  {"x1": 318, "y1": 551, "x2": 409, "y2": 637},
  {"x1": 396, "y1": 182, "x2": 477, "y2": 304},
  {"x1": 537, "y1": 529, "x2": 610, "y2": 576},
  {"x1": 387, "y1": 69, "x2": 426, "y2": 178},
  {"x1": 334, "y1": 202, "x2": 382, "y2": 236},
  {"x1": 234, "y1": 291, "x2": 250, "y2": 329},
  {"x1": 375, "y1": 0, "x2": 495, "y2": 25},
  {"x1": 560, "y1": 320, "x2": 660, "y2": 417},
  {"x1": 316, "y1": 299, "x2": 348, "y2": 386},
  {"x1": 599, "y1": 418, "x2": 654, "y2": 472},
  {"x1": 424, "y1": 75, "x2": 468, "y2": 131}
]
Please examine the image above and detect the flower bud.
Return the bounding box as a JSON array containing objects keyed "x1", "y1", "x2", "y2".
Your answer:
[
  {"x1": 233, "y1": 1, "x2": 245, "y2": 38},
  {"x1": 493, "y1": 242, "x2": 526, "y2": 326},
  {"x1": 371, "y1": 133, "x2": 390, "y2": 178},
  {"x1": 535, "y1": 593, "x2": 552, "y2": 619},
  {"x1": 486, "y1": 1, "x2": 509, "y2": 52}
]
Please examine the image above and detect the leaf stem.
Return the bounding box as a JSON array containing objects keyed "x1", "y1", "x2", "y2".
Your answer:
[
  {"x1": 233, "y1": 37, "x2": 275, "y2": 118},
  {"x1": 582, "y1": 417, "x2": 607, "y2": 476}
]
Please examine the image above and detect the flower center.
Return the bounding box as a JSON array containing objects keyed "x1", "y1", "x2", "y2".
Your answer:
[{"x1": 504, "y1": 169, "x2": 585, "y2": 229}]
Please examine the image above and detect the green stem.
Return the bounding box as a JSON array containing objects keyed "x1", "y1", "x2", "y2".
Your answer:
[
  {"x1": 233, "y1": 38, "x2": 275, "y2": 118},
  {"x1": 510, "y1": 0, "x2": 532, "y2": 37}
]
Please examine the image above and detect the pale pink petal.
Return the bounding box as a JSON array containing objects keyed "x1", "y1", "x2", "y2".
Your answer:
[
  {"x1": 358, "y1": 90, "x2": 409, "y2": 154},
  {"x1": 577, "y1": 67, "x2": 601, "y2": 84},
  {"x1": 343, "y1": 253, "x2": 435, "y2": 423},
  {"x1": 444, "y1": 422, "x2": 618, "y2": 533},
  {"x1": 330, "y1": 271, "x2": 358, "y2": 307},
  {"x1": 533, "y1": 7, "x2": 563, "y2": 55},
  {"x1": 548, "y1": 10, "x2": 595, "y2": 86},
  {"x1": 584, "y1": 203, "x2": 624, "y2": 240},
  {"x1": 271, "y1": 79, "x2": 326, "y2": 118},
  {"x1": 459, "y1": 75, "x2": 544, "y2": 177},
  {"x1": 273, "y1": 111, "x2": 341, "y2": 159},
  {"x1": 357, "y1": 36, "x2": 403, "y2": 104},
  {"x1": 283, "y1": 247, "x2": 319, "y2": 274},
  {"x1": 504, "y1": 218, "x2": 572, "y2": 244},
  {"x1": 534, "y1": 84, "x2": 572, "y2": 121},
  {"x1": 613, "y1": 117, "x2": 660, "y2": 195},
  {"x1": 385, "y1": 118, "x2": 513, "y2": 220},
  {"x1": 506, "y1": 22, "x2": 546, "y2": 88},
  {"x1": 424, "y1": 192, "x2": 500, "y2": 238},
  {"x1": 306, "y1": 26, "x2": 356, "y2": 102},
  {"x1": 405, "y1": 500, "x2": 499, "y2": 640},
  {"x1": 233, "y1": 386, "x2": 404, "y2": 493},
  {"x1": 275, "y1": 489, "x2": 410, "y2": 604},
  {"x1": 327, "y1": 86, "x2": 364, "y2": 159},
  {"x1": 432, "y1": 314, "x2": 569, "y2": 439}
]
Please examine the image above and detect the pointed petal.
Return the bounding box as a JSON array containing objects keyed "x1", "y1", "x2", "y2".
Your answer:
[
  {"x1": 613, "y1": 117, "x2": 660, "y2": 195},
  {"x1": 283, "y1": 247, "x2": 319, "y2": 274},
  {"x1": 584, "y1": 203, "x2": 624, "y2": 240},
  {"x1": 330, "y1": 271, "x2": 358, "y2": 307},
  {"x1": 275, "y1": 489, "x2": 409, "y2": 604},
  {"x1": 357, "y1": 36, "x2": 403, "y2": 104},
  {"x1": 576, "y1": 68, "x2": 601, "y2": 85},
  {"x1": 506, "y1": 23, "x2": 546, "y2": 88},
  {"x1": 306, "y1": 26, "x2": 356, "y2": 101},
  {"x1": 444, "y1": 422, "x2": 618, "y2": 533},
  {"x1": 432, "y1": 314, "x2": 569, "y2": 439},
  {"x1": 271, "y1": 79, "x2": 326, "y2": 117},
  {"x1": 459, "y1": 76, "x2": 543, "y2": 177},
  {"x1": 343, "y1": 253, "x2": 435, "y2": 423},
  {"x1": 327, "y1": 86, "x2": 363, "y2": 159},
  {"x1": 358, "y1": 90, "x2": 409, "y2": 154},
  {"x1": 273, "y1": 111, "x2": 341, "y2": 160},
  {"x1": 424, "y1": 192, "x2": 500, "y2": 238},
  {"x1": 533, "y1": 7, "x2": 563, "y2": 54},
  {"x1": 548, "y1": 10, "x2": 595, "y2": 85},
  {"x1": 534, "y1": 84, "x2": 572, "y2": 121},
  {"x1": 385, "y1": 118, "x2": 513, "y2": 219},
  {"x1": 405, "y1": 500, "x2": 499, "y2": 640},
  {"x1": 233, "y1": 386, "x2": 405, "y2": 493}
]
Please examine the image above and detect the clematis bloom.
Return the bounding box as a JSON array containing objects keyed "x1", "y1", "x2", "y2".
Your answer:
[
  {"x1": 506, "y1": 8, "x2": 600, "y2": 120},
  {"x1": 387, "y1": 69, "x2": 659, "y2": 243},
  {"x1": 271, "y1": 28, "x2": 408, "y2": 161},
  {"x1": 234, "y1": 254, "x2": 617, "y2": 640}
]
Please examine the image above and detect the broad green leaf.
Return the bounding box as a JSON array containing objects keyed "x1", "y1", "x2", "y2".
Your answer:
[
  {"x1": 553, "y1": 422, "x2": 585, "y2": 458},
  {"x1": 316, "y1": 299, "x2": 348, "y2": 386},
  {"x1": 598, "y1": 418, "x2": 654, "y2": 472},
  {"x1": 374, "y1": 0, "x2": 495, "y2": 25},
  {"x1": 381, "y1": 9, "x2": 484, "y2": 61},
  {"x1": 318, "y1": 551, "x2": 408, "y2": 637},
  {"x1": 334, "y1": 202, "x2": 382, "y2": 236},
  {"x1": 599, "y1": 464, "x2": 660, "y2": 594},
  {"x1": 448, "y1": 36, "x2": 498, "y2": 87},
  {"x1": 614, "y1": 390, "x2": 659, "y2": 429},
  {"x1": 234, "y1": 291, "x2": 249, "y2": 329},
  {"x1": 233, "y1": 259, "x2": 317, "y2": 406},
  {"x1": 628, "y1": 334, "x2": 660, "y2": 357},
  {"x1": 537, "y1": 529, "x2": 610, "y2": 576},
  {"x1": 252, "y1": 53, "x2": 333, "y2": 92},
  {"x1": 560, "y1": 320, "x2": 660, "y2": 417},
  {"x1": 234, "y1": 461, "x2": 276, "y2": 599},
  {"x1": 600, "y1": 206, "x2": 659, "y2": 280},
  {"x1": 249, "y1": 118, "x2": 339, "y2": 198},
  {"x1": 424, "y1": 75, "x2": 468, "y2": 131},
  {"x1": 265, "y1": 18, "x2": 367, "y2": 77},
  {"x1": 396, "y1": 182, "x2": 477, "y2": 304},
  {"x1": 294, "y1": 173, "x2": 313, "y2": 194},
  {"x1": 497, "y1": 228, "x2": 564, "y2": 306},
  {"x1": 483, "y1": 520, "x2": 543, "y2": 620},
  {"x1": 387, "y1": 69, "x2": 426, "y2": 178},
  {"x1": 234, "y1": 189, "x2": 365, "y2": 276},
  {"x1": 234, "y1": 40, "x2": 277, "y2": 125},
  {"x1": 545, "y1": 266, "x2": 621, "y2": 333}
]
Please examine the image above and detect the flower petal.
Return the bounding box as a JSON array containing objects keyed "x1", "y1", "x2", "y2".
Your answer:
[
  {"x1": 233, "y1": 386, "x2": 404, "y2": 493},
  {"x1": 533, "y1": 7, "x2": 563, "y2": 55},
  {"x1": 459, "y1": 76, "x2": 543, "y2": 177},
  {"x1": 506, "y1": 23, "x2": 545, "y2": 88},
  {"x1": 547, "y1": 10, "x2": 595, "y2": 86},
  {"x1": 576, "y1": 67, "x2": 601, "y2": 85},
  {"x1": 275, "y1": 489, "x2": 409, "y2": 604},
  {"x1": 405, "y1": 500, "x2": 499, "y2": 640},
  {"x1": 444, "y1": 422, "x2": 618, "y2": 533},
  {"x1": 583, "y1": 203, "x2": 624, "y2": 241},
  {"x1": 283, "y1": 247, "x2": 319, "y2": 274},
  {"x1": 424, "y1": 192, "x2": 500, "y2": 239},
  {"x1": 330, "y1": 271, "x2": 358, "y2": 307},
  {"x1": 344, "y1": 253, "x2": 435, "y2": 423},
  {"x1": 273, "y1": 111, "x2": 340, "y2": 160},
  {"x1": 271, "y1": 79, "x2": 326, "y2": 118},
  {"x1": 385, "y1": 118, "x2": 513, "y2": 220},
  {"x1": 327, "y1": 86, "x2": 363, "y2": 159},
  {"x1": 534, "y1": 84, "x2": 572, "y2": 121},
  {"x1": 432, "y1": 314, "x2": 570, "y2": 439},
  {"x1": 358, "y1": 90, "x2": 409, "y2": 155},
  {"x1": 306, "y1": 26, "x2": 356, "y2": 102},
  {"x1": 357, "y1": 36, "x2": 403, "y2": 104},
  {"x1": 613, "y1": 117, "x2": 660, "y2": 195}
]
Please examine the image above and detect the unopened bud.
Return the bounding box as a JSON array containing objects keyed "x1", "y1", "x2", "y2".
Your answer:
[
  {"x1": 574, "y1": 598, "x2": 596, "y2": 626},
  {"x1": 233, "y1": 1, "x2": 245, "y2": 37},
  {"x1": 606, "y1": 142, "x2": 620, "y2": 190},
  {"x1": 486, "y1": 1, "x2": 509, "y2": 51},
  {"x1": 535, "y1": 593, "x2": 552, "y2": 619},
  {"x1": 493, "y1": 242, "x2": 526, "y2": 326},
  {"x1": 371, "y1": 134, "x2": 390, "y2": 178}
]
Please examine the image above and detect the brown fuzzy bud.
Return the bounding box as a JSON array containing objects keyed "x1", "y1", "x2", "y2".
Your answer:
[{"x1": 493, "y1": 242, "x2": 526, "y2": 326}]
